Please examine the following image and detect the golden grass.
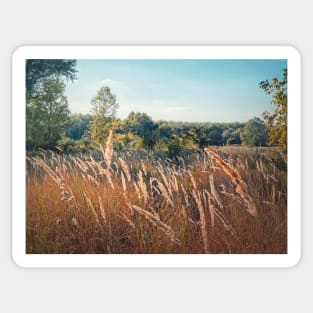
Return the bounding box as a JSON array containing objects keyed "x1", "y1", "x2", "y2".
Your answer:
[
  {"x1": 205, "y1": 149, "x2": 258, "y2": 216},
  {"x1": 26, "y1": 144, "x2": 287, "y2": 254}
]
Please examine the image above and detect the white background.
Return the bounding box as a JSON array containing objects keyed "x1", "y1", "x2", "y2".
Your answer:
[{"x1": 0, "y1": 1, "x2": 311, "y2": 312}]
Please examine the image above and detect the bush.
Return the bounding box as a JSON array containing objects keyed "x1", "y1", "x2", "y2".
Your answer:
[
  {"x1": 226, "y1": 137, "x2": 238, "y2": 145},
  {"x1": 57, "y1": 137, "x2": 77, "y2": 152},
  {"x1": 167, "y1": 138, "x2": 182, "y2": 158},
  {"x1": 57, "y1": 136, "x2": 96, "y2": 152}
]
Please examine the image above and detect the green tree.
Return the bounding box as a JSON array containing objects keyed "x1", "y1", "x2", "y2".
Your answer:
[
  {"x1": 88, "y1": 86, "x2": 119, "y2": 144},
  {"x1": 259, "y1": 68, "x2": 287, "y2": 148},
  {"x1": 222, "y1": 128, "x2": 242, "y2": 145},
  {"x1": 207, "y1": 126, "x2": 223, "y2": 145},
  {"x1": 240, "y1": 117, "x2": 268, "y2": 146},
  {"x1": 123, "y1": 112, "x2": 159, "y2": 150},
  {"x1": 158, "y1": 124, "x2": 172, "y2": 141},
  {"x1": 65, "y1": 113, "x2": 93, "y2": 140},
  {"x1": 26, "y1": 59, "x2": 77, "y2": 103},
  {"x1": 167, "y1": 136, "x2": 182, "y2": 158},
  {"x1": 221, "y1": 128, "x2": 232, "y2": 144},
  {"x1": 26, "y1": 78, "x2": 70, "y2": 148},
  {"x1": 185, "y1": 126, "x2": 211, "y2": 149}
]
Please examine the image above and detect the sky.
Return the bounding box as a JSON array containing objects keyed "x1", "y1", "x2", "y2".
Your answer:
[{"x1": 65, "y1": 59, "x2": 287, "y2": 123}]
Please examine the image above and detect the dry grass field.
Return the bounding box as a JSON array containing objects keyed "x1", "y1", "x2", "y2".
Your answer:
[{"x1": 26, "y1": 134, "x2": 287, "y2": 254}]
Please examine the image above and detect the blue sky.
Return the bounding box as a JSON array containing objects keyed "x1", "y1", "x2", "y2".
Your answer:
[{"x1": 65, "y1": 59, "x2": 287, "y2": 122}]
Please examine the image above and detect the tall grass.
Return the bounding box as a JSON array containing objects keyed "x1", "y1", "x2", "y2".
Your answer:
[{"x1": 26, "y1": 143, "x2": 287, "y2": 254}]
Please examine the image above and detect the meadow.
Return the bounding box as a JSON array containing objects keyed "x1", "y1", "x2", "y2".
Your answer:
[{"x1": 26, "y1": 132, "x2": 287, "y2": 254}]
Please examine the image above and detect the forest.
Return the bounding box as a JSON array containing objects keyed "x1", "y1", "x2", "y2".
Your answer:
[{"x1": 25, "y1": 59, "x2": 287, "y2": 254}]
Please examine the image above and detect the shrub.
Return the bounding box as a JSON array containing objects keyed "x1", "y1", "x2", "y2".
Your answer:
[{"x1": 167, "y1": 137, "x2": 182, "y2": 158}]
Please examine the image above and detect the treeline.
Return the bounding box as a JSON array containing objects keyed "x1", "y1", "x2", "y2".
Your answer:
[
  {"x1": 26, "y1": 60, "x2": 287, "y2": 154},
  {"x1": 56, "y1": 112, "x2": 268, "y2": 156}
]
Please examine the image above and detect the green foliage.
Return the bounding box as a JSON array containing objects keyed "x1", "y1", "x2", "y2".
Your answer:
[
  {"x1": 222, "y1": 128, "x2": 241, "y2": 145},
  {"x1": 65, "y1": 114, "x2": 93, "y2": 140},
  {"x1": 184, "y1": 126, "x2": 207, "y2": 148},
  {"x1": 26, "y1": 60, "x2": 77, "y2": 150},
  {"x1": 56, "y1": 137, "x2": 77, "y2": 151},
  {"x1": 88, "y1": 115, "x2": 114, "y2": 144},
  {"x1": 240, "y1": 117, "x2": 268, "y2": 146},
  {"x1": 226, "y1": 137, "x2": 239, "y2": 145},
  {"x1": 260, "y1": 68, "x2": 287, "y2": 148},
  {"x1": 57, "y1": 136, "x2": 96, "y2": 152},
  {"x1": 122, "y1": 112, "x2": 159, "y2": 150},
  {"x1": 26, "y1": 59, "x2": 77, "y2": 103},
  {"x1": 77, "y1": 137, "x2": 96, "y2": 151},
  {"x1": 90, "y1": 85, "x2": 118, "y2": 117},
  {"x1": 26, "y1": 78, "x2": 70, "y2": 149},
  {"x1": 185, "y1": 126, "x2": 216, "y2": 148},
  {"x1": 167, "y1": 136, "x2": 182, "y2": 158},
  {"x1": 156, "y1": 121, "x2": 244, "y2": 148},
  {"x1": 158, "y1": 125, "x2": 172, "y2": 140},
  {"x1": 207, "y1": 126, "x2": 223, "y2": 145},
  {"x1": 88, "y1": 86, "x2": 119, "y2": 143},
  {"x1": 92, "y1": 118, "x2": 246, "y2": 151}
]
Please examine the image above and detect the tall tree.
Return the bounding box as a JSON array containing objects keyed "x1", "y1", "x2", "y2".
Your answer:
[
  {"x1": 26, "y1": 59, "x2": 77, "y2": 103},
  {"x1": 185, "y1": 126, "x2": 211, "y2": 149},
  {"x1": 259, "y1": 68, "x2": 287, "y2": 148},
  {"x1": 88, "y1": 86, "x2": 119, "y2": 143},
  {"x1": 240, "y1": 117, "x2": 268, "y2": 146},
  {"x1": 123, "y1": 112, "x2": 159, "y2": 149},
  {"x1": 26, "y1": 78, "x2": 70, "y2": 148}
]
